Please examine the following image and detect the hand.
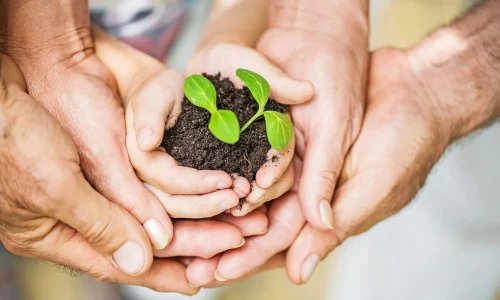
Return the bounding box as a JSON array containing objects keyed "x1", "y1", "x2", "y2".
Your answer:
[
  {"x1": 187, "y1": 43, "x2": 314, "y2": 216},
  {"x1": 256, "y1": 7, "x2": 370, "y2": 230},
  {"x1": 94, "y1": 28, "x2": 244, "y2": 219},
  {"x1": 184, "y1": 48, "x2": 447, "y2": 286}
]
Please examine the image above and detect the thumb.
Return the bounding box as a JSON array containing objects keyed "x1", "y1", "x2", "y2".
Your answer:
[
  {"x1": 44, "y1": 173, "x2": 153, "y2": 276},
  {"x1": 298, "y1": 130, "x2": 344, "y2": 231},
  {"x1": 187, "y1": 44, "x2": 315, "y2": 105}
]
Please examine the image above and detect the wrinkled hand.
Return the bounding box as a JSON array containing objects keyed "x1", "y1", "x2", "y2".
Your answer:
[
  {"x1": 187, "y1": 43, "x2": 314, "y2": 216},
  {"x1": 185, "y1": 48, "x2": 449, "y2": 286},
  {"x1": 283, "y1": 48, "x2": 451, "y2": 281},
  {"x1": 0, "y1": 54, "x2": 193, "y2": 292}
]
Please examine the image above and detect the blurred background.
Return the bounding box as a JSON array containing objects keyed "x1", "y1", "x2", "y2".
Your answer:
[{"x1": 1, "y1": 0, "x2": 499, "y2": 299}]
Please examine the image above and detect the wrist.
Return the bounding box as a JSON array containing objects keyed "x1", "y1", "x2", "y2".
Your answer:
[
  {"x1": 0, "y1": 0, "x2": 92, "y2": 78},
  {"x1": 197, "y1": 0, "x2": 269, "y2": 52},
  {"x1": 407, "y1": 0, "x2": 500, "y2": 143},
  {"x1": 268, "y1": 0, "x2": 369, "y2": 44}
]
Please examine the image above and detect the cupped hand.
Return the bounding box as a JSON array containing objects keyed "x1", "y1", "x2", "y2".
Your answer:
[
  {"x1": 187, "y1": 43, "x2": 315, "y2": 216},
  {"x1": 283, "y1": 48, "x2": 450, "y2": 282},
  {"x1": 184, "y1": 48, "x2": 447, "y2": 287},
  {"x1": 94, "y1": 27, "x2": 244, "y2": 219},
  {"x1": 0, "y1": 54, "x2": 267, "y2": 295},
  {"x1": 257, "y1": 22, "x2": 369, "y2": 231}
]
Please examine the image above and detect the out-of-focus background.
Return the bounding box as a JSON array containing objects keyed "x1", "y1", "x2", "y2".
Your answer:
[{"x1": 2, "y1": 0, "x2": 500, "y2": 299}]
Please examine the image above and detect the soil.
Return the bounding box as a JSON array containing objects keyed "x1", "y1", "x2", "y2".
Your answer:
[{"x1": 162, "y1": 73, "x2": 288, "y2": 182}]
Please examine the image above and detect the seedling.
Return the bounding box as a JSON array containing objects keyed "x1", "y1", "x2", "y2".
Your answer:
[
  {"x1": 184, "y1": 69, "x2": 293, "y2": 150},
  {"x1": 184, "y1": 75, "x2": 240, "y2": 144}
]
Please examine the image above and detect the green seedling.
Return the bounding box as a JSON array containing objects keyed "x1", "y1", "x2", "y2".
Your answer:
[
  {"x1": 184, "y1": 75, "x2": 240, "y2": 144},
  {"x1": 184, "y1": 69, "x2": 293, "y2": 150},
  {"x1": 236, "y1": 69, "x2": 293, "y2": 150}
]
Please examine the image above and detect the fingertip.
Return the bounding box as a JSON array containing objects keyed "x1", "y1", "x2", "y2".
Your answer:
[
  {"x1": 270, "y1": 76, "x2": 315, "y2": 105},
  {"x1": 137, "y1": 126, "x2": 162, "y2": 152},
  {"x1": 143, "y1": 218, "x2": 172, "y2": 250},
  {"x1": 232, "y1": 174, "x2": 250, "y2": 197}
]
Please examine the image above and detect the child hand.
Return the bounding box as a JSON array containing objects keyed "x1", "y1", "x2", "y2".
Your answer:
[
  {"x1": 187, "y1": 43, "x2": 314, "y2": 216},
  {"x1": 95, "y1": 29, "x2": 243, "y2": 219}
]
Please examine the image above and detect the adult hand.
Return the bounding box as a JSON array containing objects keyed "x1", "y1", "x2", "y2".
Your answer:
[
  {"x1": 0, "y1": 54, "x2": 194, "y2": 292},
  {"x1": 185, "y1": 48, "x2": 445, "y2": 286},
  {"x1": 257, "y1": 0, "x2": 370, "y2": 230},
  {"x1": 187, "y1": 43, "x2": 314, "y2": 216},
  {"x1": 192, "y1": 0, "x2": 500, "y2": 287}
]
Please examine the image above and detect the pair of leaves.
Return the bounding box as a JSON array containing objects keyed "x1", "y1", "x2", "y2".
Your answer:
[
  {"x1": 236, "y1": 69, "x2": 293, "y2": 151},
  {"x1": 184, "y1": 75, "x2": 240, "y2": 144},
  {"x1": 184, "y1": 70, "x2": 293, "y2": 151}
]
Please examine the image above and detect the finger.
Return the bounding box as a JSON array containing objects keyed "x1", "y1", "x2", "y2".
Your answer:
[
  {"x1": 232, "y1": 165, "x2": 294, "y2": 217},
  {"x1": 255, "y1": 128, "x2": 295, "y2": 189},
  {"x1": 187, "y1": 252, "x2": 286, "y2": 288},
  {"x1": 187, "y1": 44, "x2": 314, "y2": 104},
  {"x1": 130, "y1": 69, "x2": 185, "y2": 152},
  {"x1": 214, "y1": 193, "x2": 304, "y2": 281},
  {"x1": 154, "y1": 220, "x2": 244, "y2": 259},
  {"x1": 42, "y1": 175, "x2": 153, "y2": 276},
  {"x1": 286, "y1": 172, "x2": 395, "y2": 284},
  {"x1": 213, "y1": 210, "x2": 268, "y2": 236},
  {"x1": 29, "y1": 224, "x2": 198, "y2": 295},
  {"x1": 127, "y1": 106, "x2": 233, "y2": 194},
  {"x1": 145, "y1": 183, "x2": 239, "y2": 219},
  {"x1": 73, "y1": 109, "x2": 173, "y2": 251},
  {"x1": 232, "y1": 173, "x2": 251, "y2": 198},
  {"x1": 299, "y1": 129, "x2": 344, "y2": 231},
  {"x1": 186, "y1": 255, "x2": 221, "y2": 287}
]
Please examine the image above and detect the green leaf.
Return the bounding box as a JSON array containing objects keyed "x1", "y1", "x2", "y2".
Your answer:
[
  {"x1": 263, "y1": 111, "x2": 293, "y2": 151},
  {"x1": 209, "y1": 110, "x2": 241, "y2": 144},
  {"x1": 184, "y1": 75, "x2": 217, "y2": 113},
  {"x1": 236, "y1": 68, "x2": 270, "y2": 110}
]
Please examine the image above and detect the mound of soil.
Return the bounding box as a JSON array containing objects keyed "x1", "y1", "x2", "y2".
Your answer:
[{"x1": 162, "y1": 73, "x2": 288, "y2": 181}]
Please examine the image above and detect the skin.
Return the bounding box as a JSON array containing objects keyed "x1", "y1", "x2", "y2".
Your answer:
[
  {"x1": 0, "y1": 0, "x2": 269, "y2": 291},
  {"x1": 188, "y1": 0, "x2": 500, "y2": 287},
  {"x1": 188, "y1": 0, "x2": 370, "y2": 282}
]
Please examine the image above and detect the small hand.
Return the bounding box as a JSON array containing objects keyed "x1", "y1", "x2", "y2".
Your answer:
[{"x1": 187, "y1": 43, "x2": 315, "y2": 216}]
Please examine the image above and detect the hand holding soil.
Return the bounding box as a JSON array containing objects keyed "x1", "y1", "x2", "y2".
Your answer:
[{"x1": 186, "y1": 43, "x2": 314, "y2": 216}]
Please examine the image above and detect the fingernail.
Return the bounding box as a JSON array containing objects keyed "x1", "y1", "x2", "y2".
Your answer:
[
  {"x1": 217, "y1": 180, "x2": 231, "y2": 189},
  {"x1": 113, "y1": 241, "x2": 145, "y2": 275},
  {"x1": 144, "y1": 218, "x2": 170, "y2": 249},
  {"x1": 137, "y1": 127, "x2": 154, "y2": 148},
  {"x1": 259, "y1": 227, "x2": 268, "y2": 235},
  {"x1": 214, "y1": 270, "x2": 227, "y2": 282},
  {"x1": 233, "y1": 239, "x2": 245, "y2": 249},
  {"x1": 219, "y1": 200, "x2": 235, "y2": 210},
  {"x1": 188, "y1": 282, "x2": 199, "y2": 288},
  {"x1": 301, "y1": 254, "x2": 320, "y2": 283},
  {"x1": 319, "y1": 199, "x2": 334, "y2": 230}
]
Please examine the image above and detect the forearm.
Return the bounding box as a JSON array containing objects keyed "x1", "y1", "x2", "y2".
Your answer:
[
  {"x1": 0, "y1": 0, "x2": 91, "y2": 77},
  {"x1": 197, "y1": 0, "x2": 270, "y2": 51},
  {"x1": 408, "y1": 0, "x2": 500, "y2": 142}
]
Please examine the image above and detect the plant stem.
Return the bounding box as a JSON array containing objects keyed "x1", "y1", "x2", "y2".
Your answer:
[{"x1": 240, "y1": 110, "x2": 264, "y2": 133}]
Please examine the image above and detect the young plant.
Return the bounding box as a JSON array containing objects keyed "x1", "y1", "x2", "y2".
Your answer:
[
  {"x1": 184, "y1": 75, "x2": 240, "y2": 144},
  {"x1": 236, "y1": 69, "x2": 293, "y2": 151},
  {"x1": 183, "y1": 70, "x2": 294, "y2": 151}
]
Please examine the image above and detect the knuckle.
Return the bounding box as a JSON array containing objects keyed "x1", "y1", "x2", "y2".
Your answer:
[{"x1": 82, "y1": 218, "x2": 113, "y2": 246}]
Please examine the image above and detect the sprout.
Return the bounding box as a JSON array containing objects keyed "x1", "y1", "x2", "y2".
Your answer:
[{"x1": 184, "y1": 69, "x2": 293, "y2": 151}]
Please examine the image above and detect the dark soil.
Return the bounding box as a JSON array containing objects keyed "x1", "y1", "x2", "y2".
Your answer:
[{"x1": 162, "y1": 73, "x2": 288, "y2": 182}]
